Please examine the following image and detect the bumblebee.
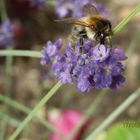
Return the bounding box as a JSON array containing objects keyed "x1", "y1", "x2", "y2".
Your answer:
[{"x1": 55, "y1": 4, "x2": 112, "y2": 45}]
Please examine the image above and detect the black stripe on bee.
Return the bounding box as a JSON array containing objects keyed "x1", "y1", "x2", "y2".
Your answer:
[{"x1": 79, "y1": 29, "x2": 88, "y2": 38}]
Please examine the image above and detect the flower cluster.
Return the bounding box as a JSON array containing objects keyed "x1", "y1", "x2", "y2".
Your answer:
[
  {"x1": 0, "y1": 20, "x2": 14, "y2": 48},
  {"x1": 41, "y1": 39, "x2": 127, "y2": 92},
  {"x1": 56, "y1": 0, "x2": 108, "y2": 18}
]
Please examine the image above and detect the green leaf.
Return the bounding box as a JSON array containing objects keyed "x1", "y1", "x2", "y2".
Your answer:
[{"x1": 105, "y1": 122, "x2": 140, "y2": 140}]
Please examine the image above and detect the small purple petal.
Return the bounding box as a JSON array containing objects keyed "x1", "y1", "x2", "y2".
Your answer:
[
  {"x1": 94, "y1": 70, "x2": 112, "y2": 88},
  {"x1": 56, "y1": 5, "x2": 69, "y2": 18},
  {"x1": 78, "y1": 57, "x2": 85, "y2": 66},
  {"x1": 72, "y1": 65, "x2": 82, "y2": 76},
  {"x1": 112, "y1": 48, "x2": 127, "y2": 61},
  {"x1": 40, "y1": 39, "x2": 63, "y2": 65},
  {"x1": 54, "y1": 38, "x2": 63, "y2": 49},
  {"x1": 96, "y1": 3, "x2": 109, "y2": 17},
  {"x1": 59, "y1": 71, "x2": 73, "y2": 84},
  {"x1": 72, "y1": 0, "x2": 94, "y2": 18},
  {"x1": 40, "y1": 53, "x2": 50, "y2": 65},
  {"x1": 0, "y1": 20, "x2": 14, "y2": 48},
  {"x1": 83, "y1": 39, "x2": 93, "y2": 52},
  {"x1": 74, "y1": 42, "x2": 80, "y2": 55},
  {"x1": 92, "y1": 44, "x2": 110, "y2": 62},
  {"x1": 66, "y1": 42, "x2": 73, "y2": 57},
  {"x1": 111, "y1": 63, "x2": 124, "y2": 76},
  {"x1": 47, "y1": 41, "x2": 57, "y2": 57},
  {"x1": 56, "y1": 0, "x2": 73, "y2": 18},
  {"x1": 101, "y1": 74, "x2": 112, "y2": 88},
  {"x1": 110, "y1": 75, "x2": 125, "y2": 89},
  {"x1": 52, "y1": 63, "x2": 62, "y2": 75},
  {"x1": 77, "y1": 76, "x2": 91, "y2": 92}
]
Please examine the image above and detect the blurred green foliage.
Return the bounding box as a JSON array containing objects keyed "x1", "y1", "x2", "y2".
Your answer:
[{"x1": 105, "y1": 122, "x2": 140, "y2": 140}]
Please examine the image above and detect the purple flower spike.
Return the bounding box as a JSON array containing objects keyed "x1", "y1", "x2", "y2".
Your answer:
[
  {"x1": 59, "y1": 71, "x2": 73, "y2": 84},
  {"x1": 110, "y1": 75, "x2": 125, "y2": 89},
  {"x1": 72, "y1": 0, "x2": 95, "y2": 18},
  {"x1": 113, "y1": 48, "x2": 127, "y2": 61},
  {"x1": 96, "y1": 3, "x2": 109, "y2": 17},
  {"x1": 76, "y1": 68, "x2": 92, "y2": 92},
  {"x1": 41, "y1": 38, "x2": 127, "y2": 92},
  {"x1": 40, "y1": 51, "x2": 50, "y2": 65},
  {"x1": 94, "y1": 68, "x2": 112, "y2": 88},
  {"x1": 77, "y1": 77, "x2": 91, "y2": 92},
  {"x1": 66, "y1": 42, "x2": 73, "y2": 57},
  {"x1": 56, "y1": 0, "x2": 74, "y2": 18},
  {"x1": 55, "y1": 0, "x2": 108, "y2": 18},
  {"x1": 47, "y1": 41, "x2": 58, "y2": 57},
  {"x1": 55, "y1": 38, "x2": 63, "y2": 49},
  {"x1": 56, "y1": 4, "x2": 69, "y2": 18},
  {"x1": 92, "y1": 44, "x2": 110, "y2": 62},
  {"x1": 0, "y1": 20, "x2": 14, "y2": 48},
  {"x1": 40, "y1": 39, "x2": 63, "y2": 65}
]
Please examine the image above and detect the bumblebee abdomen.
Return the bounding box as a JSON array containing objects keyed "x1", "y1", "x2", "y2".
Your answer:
[{"x1": 69, "y1": 25, "x2": 88, "y2": 44}]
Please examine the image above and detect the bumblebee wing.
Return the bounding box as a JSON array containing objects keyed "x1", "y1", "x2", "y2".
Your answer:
[
  {"x1": 55, "y1": 17, "x2": 90, "y2": 27},
  {"x1": 55, "y1": 18, "x2": 79, "y2": 24},
  {"x1": 82, "y1": 4, "x2": 99, "y2": 16}
]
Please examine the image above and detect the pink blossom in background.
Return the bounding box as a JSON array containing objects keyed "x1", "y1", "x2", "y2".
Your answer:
[{"x1": 48, "y1": 109, "x2": 86, "y2": 140}]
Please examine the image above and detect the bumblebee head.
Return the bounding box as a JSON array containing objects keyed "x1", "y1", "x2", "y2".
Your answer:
[
  {"x1": 94, "y1": 19, "x2": 112, "y2": 44},
  {"x1": 96, "y1": 24, "x2": 112, "y2": 44},
  {"x1": 100, "y1": 32, "x2": 112, "y2": 44}
]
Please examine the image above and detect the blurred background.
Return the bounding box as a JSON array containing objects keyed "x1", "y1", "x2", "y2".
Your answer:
[{"x1": 0, "y1": 0, "x2": 140, "y2": 140}]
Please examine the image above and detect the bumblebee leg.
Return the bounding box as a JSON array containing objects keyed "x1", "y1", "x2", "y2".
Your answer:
[{"x1": 80, "y1": 37, "x2": 84, "y2": 45}]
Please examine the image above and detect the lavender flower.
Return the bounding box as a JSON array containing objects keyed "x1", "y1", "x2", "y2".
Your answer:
[
  {"x1": 56, "y1": 0, "x2": 69, "y2": 18},
  {"x1": 72, "y1": 0, "x2": 94, "y2": 18},
  {"x1": 59, "y1": 71, "x2": 73, "y2": 84},
  {"x1": 96, "y1": 3, "x2": 109, "y2": 17},
  {"x1": 40, "y1": 39, "x2": 63, "y2": 65},
  {"x1": 41, "y1": 38, "x2": 127, "y2": 92},
  {"x1": 92, "y1": 44, "x2": 110, "y2": 62},
  {"x1": 0, "y1": 20, "x2": 14, "y2": 48},
  {"x1": 56, "y1": 0, "x2": 108, "y2": 18},
  {"x1": 77, "y1": 68, "x2": 92, "y2": 92}
]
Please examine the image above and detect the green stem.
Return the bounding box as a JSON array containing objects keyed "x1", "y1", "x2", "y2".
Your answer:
[
  {"x1": 0, "y1": 0, "x2": 13, "y2": 139},
  {"x1": 0, "y1": 94, "x2": 64, "y2": 139},
  {"x1": 0, "y1": 50, "x2": 41, "y2": 58},
  {"x1": 0, "y1": 0, "x2": 8, "y2": 21},
  {"x1": 1, "y1": 48, "x2": 14, "y2": 140},
  {"x1": 126, "y1": 24, "x2": 140, "y2": 57},
  {"x1": 5, "y1": 47, "x2": 13, "y2": 95},
  {"x1": 113, "y1": 3, "x2": 140, "y2": 34},
  {"x1": 85, "y1": 87, "x2": 140, "y2": 140},
  {"x1": 8, "y1": 81, "x2": 62, "y2": 140},
  {"x1": 0, "y1": 112, "x2": 20, "y2": 127}
]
